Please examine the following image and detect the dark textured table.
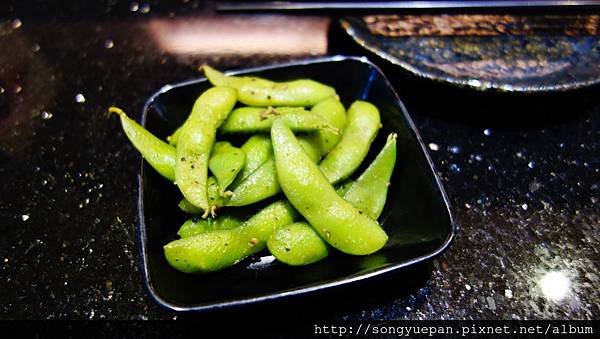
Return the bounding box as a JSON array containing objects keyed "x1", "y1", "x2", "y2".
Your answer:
[{"x1": 0, "y1": 1, "x2": 598, "y2": 321}]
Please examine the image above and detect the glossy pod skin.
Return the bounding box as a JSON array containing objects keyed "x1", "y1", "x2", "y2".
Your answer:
[
  {"x1": 219, "y1": 106, "x2": 338, "y2": 134},
  {"x1": 226, "y1": 158, "x2": 279, "y2": 207},
  {"x1": 172, "y1": 182, "x2": 355, "y2": 271},
  {"x1": 177, "y1": 215, "x2": 241, "y2": 238},
  {"x1": 110, "y1": 105, "x2": 279, "y2": 213},
  {"x1": 164, "y1": 200, "x2": 298, "y2": 273},
  {"x1": 236, "y1": 135, "x2": 272, "y2": 182},
  {"x1": 175, "y1": 87, "x2": 237, "y2": 217},
  {"x1": 266, "y1": 222, "x2": 328, "y2": 266},
  {"x1": 146, "y1": 102, "x2": 343, "y2": 206},
  {"x1": 110, "y1": 110, "x2": 289, "y2": 214},
  {"x1": 167, "y1": 126, "x2": 181, "y2": 146},
  {"x1": 203, "y1": 65, "x2": 337, "y2": 107},
  {"x1": 208, "y1": 142, "x2": 246, "y2": 196},
  {"x1": 178, "y1": 176, "x2": 227, "y2": 215},
  {"x1": 106, "y1": 115, "x2": 234, "y2": 215},
  {"x1": 334, "y1": 180, "x2": 354, "y2": 196},
  {"x1": 110, "y1": 107, "x2": 176, "y2": 181},
  {"x1": 109, "y1": 108, "x2": 235, "y2": 214},
  {"x1": 178, "y1": 198, "x2": 202, "y2": 215},
  {"x1": 319, "y1": 100, "x2": 381, "y2": 184},
  {"x1": 344, "y1": 133, "x2": 397, "y2": 219},
  {"x1": 268, "y1": 133, "x2": 397, "y2": 265},
  {"x1": 307, "y1": 97, "x2": 347, "y2": 155},
  {"x1": 246, "y1": 100, "x2": 378, "y2": 210},
  {"x1": 170, "y1": 133, "x2": 396, "y2": 269},
  {"x1": 272, "y1": 119, "x2": 388, "y2": 255},
  {"x1": 226, "y1": 136, "x2": 321, "y2": 207}
]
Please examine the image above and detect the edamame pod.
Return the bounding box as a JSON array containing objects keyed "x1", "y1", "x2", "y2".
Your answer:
[
  {"x1": 267, "y1": 222, "x2": 328, "y2": 266},
  {"x1": 319, "y1": 101, "x2": 381, "y2": 184},
  {"x1": 307, "y1": 97, "x2": 347, "y2": 155},
  {"x1": 203, "y1": 65, "x2": 337, "y2": 107},
  {"x1": 272, "y1": 119, "x2": 388, "y2": 255},
  {"x1": 297, "y1": 136, "x2": 322, "y2": 163},
  {"x1": 176, "y1": 182, "x2": 356, "y2": 269},
  {"x1": 169, "y1": 134, "x2": 396, "y2": 269},
  {"x1": 164, "y1": 200, "x2": 298, "y2": 273},
  {"x1": 110, "y1": 109, "x2": 244, "y2": 203},
  {"x1": 175, "y1": 87, "x2": 237, "y2": 217},
  {"x1": 334, "y1": 180, "x2": 354, "y2": 196},
  {"x1": 226, "y1": 158, "x2": 279, "y2": 207},
  {"x1": 177, "y1": 215, "x2": 242, "y2": 238},
  {"x1": 269, "y1": 133, "x2": 397, "y2": 265},
  {"x1": 343, "y1": 133, "x2": 397, "y2": 219},
  {"x1": 219, "y1": 106, "x2": 338, "y2": 134},
  {"x1": 109, "y1": 107, "x2": 176, "y2": 181},
  {"x1": 237, "y1": 135, "x2": 272, "y2": 182},
  {"x1": 167, "y1": 126, "x2": 181, "y2": 146},
  {"x1": 226, "y1": 136, "x2": 320, "y2": 207},
  {"x1": 178, "y1": 198, "x2": 202, "y2": 215},
  {"x1": 178, "y1": 176, "x2": 227, "y2": 214},
  {"x1": 208, "y1": 142, "x2": 246, "y2": 196}
]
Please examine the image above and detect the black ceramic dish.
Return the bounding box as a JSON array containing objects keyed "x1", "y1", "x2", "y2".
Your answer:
[{"x1": 138, "y1": 56, "x2": 456, "y2": 311}]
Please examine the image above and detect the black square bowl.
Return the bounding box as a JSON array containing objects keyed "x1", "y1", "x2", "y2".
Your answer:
[{"x1": 138, "y1": 56, "x2": 456, "y2": 311}]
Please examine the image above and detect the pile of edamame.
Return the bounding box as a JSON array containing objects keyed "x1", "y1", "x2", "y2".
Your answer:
[{"x1": 110, "y1": 65, "x2": 397, "y2": 273}]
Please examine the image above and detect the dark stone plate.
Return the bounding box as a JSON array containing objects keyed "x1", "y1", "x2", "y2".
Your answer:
[
  {"x1": 138, "y1": 56, "x2": 456, "y2": 311},
  {"x1": 342, "y1": 17, "x2": 600, "y2": 92}
]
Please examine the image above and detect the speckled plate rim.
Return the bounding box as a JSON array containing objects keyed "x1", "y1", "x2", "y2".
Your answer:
[
  {"x1": 341, "y1": 18, "x2": 600, "y2": 92},
  {"x1": 137, "y1": 55, "x2": 457, "y2": 312}
]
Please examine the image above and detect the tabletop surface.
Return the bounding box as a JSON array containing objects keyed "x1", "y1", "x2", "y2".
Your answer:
[{"x1": 0, "y1": 1, "x2": 598, "y2": 321}]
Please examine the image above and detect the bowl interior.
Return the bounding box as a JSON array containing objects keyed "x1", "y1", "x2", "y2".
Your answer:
[{"x1": 140, "y1": 57, "x2": 454, "y2": 310}]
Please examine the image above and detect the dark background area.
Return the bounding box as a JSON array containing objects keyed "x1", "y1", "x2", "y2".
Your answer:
[{"x1": 0, "y1": 0, "x2": 598, "y2": 323}]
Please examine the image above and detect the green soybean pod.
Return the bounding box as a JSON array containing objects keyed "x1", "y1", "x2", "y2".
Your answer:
[
  {"x1": 219, "y1": 106, "x2": 338, "y2": 134},
  {"x1": 266, "y1": 222, "x2": 328, "y2": 266},
  {"x1": 237, "y1": 135, "x2": 272, "y2": 182},
  {"x1": 175, "y1": 87, "x2": 237, "y2": 217},
  {"x1": 164, "y1": 200, "x2": 298, "y2": 273},
  {"x1": 319, "y1": 100, "x2": 381, "y2": 184},
  {"x1": 178, "y1": 176, "x2": 226, "y2": 214},
  {"x1": 178, "y1": 198, "x2": 202, "y2": 215},
  {"x1": 203, "y1": 65, "x2": 337, "y2": 107},
  {"x1": 226, "y1": 158, "x2": 278, "y2": 207},
  {"x1": 208, "y1": 142, "x2": 246, "y2": 196},
  {"x1": 334, "y1": 180, "x2": 354, "y2": 196},
  {"x1": 177, "y1": 215, "x2": 242, "y2": 238},
  {"x1": 343, "y1": 133, "x2": 397, "y2": 219},
  {"x1": 109, "y1": 107, "x2": 176, "y2": 181},
  {"x1": 167, "y1": 126, "x2": 181, "y2": 146},
  {"x1": 265, "y1": 182, "x2": 353, "y2": 266},
  {"x1": 272, "y1": 119, "x2": 388, "y2": 255},
  {"x1": 297, "y1": 136, "x2": 322, "y2": 163},
  {"x1": 308, "y1": 97, "x2": 347, "y2": 155},
  {"x1": 268, "y1": 133, "x2": 397, "y2": 265},
  {"x1": 226, "y1": 136, "x2": 320, "y2": 207}
]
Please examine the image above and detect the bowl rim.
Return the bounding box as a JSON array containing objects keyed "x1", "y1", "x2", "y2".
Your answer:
[
  {"x1": 341, "y1": 17, "x2": 600, "y2": 93},
  {"x1": 137, "y1": 55, "x2": 458, "y2": 312}
]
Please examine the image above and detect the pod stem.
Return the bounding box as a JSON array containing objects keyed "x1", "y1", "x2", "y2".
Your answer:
[
  {"x1": 323, "y1": 125, "x2": 341, "y2": 135},
  {"x1": 209, "y1": 205, "x2": 218, "y2": 218},
  {"x1": 260, "y1": 106, "x2": 279, "y2": 120},
  {"x1": 108, "y1": 106, "x2": 126, "y2": 117},
  {"x1": 220, "y1": 190, "x2": 234, "y2": 198},
  {"x1": 387, "y1": 132, "x2": 398, "y2": 144}
]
